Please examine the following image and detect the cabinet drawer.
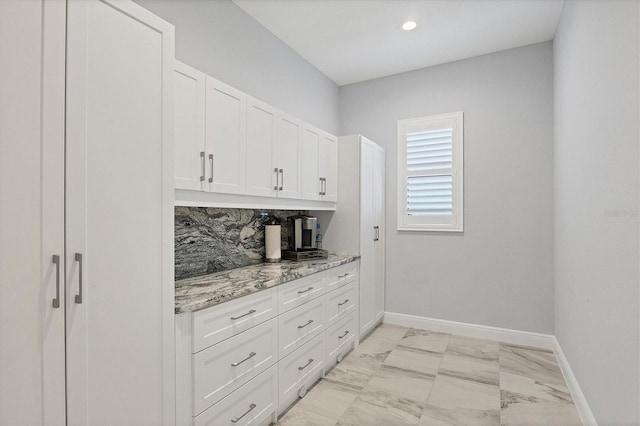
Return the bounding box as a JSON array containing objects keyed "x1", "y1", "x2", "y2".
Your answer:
[
  {"x1": 278, "y1": 297, "x2": 325, "y2": 359},
  {"x1": 193, "y1": 287, "x2": 277, "y2": 353},
  {"x1": 194, "y1": 365, "x2": 277, "y2": 426},
  {"x1": 278, "y1": 334, "x2": 325, "y2": 413},
  {"x1": 326, "y1": 313, "x2": 357, "y2": 365},
  {"x1": 324, "y1": 262, "x2": 358, "y2": 293},
  {"x1": 278, "y1": 273, "x2": 324, "y2": 313},
  {"x1": 325, "y1": 281, "x2": 356, "y2": 326},
  {"x1": 193, "y1": 319, "x2": 278, "y2": 416}
]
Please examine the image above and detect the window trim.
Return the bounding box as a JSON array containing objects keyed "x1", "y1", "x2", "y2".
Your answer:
[{"x1": 397, "y1": 112, "x2": 464, "y2": 232}]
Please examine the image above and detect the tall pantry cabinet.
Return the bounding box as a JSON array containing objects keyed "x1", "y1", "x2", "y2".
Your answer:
[
  {"x1": 324, "y1": 135, "x2": 386, "y2": 338},
  {"x1": 0, "y1": 1, "x2": 175, "y2": 425}
]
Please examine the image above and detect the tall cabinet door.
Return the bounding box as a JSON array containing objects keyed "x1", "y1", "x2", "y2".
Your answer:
[
  {"x1": 174, "y1": 61, "x2": 206, "y2": 191},
  {"x1": 205, "y1": 76, "x2": 247, "y2": 194},
  {"x1": 246, "y1": 97, "x2": 278, "y2": 197},
  {"x1": 0, "y1": 1, "x2": 66, "y2": 424},
  {"x1": 276, "y1": 112, "x2": 303, "y2": 199},
  {"x1": 65, "y1": 1, "x2": 175, "y2": 424},
  {"x1": 373, "y1": 147, "x2": 386, "y2": 322},
  {"x1": 359, "y1": 142, "x2": 375, "y2": 335}
]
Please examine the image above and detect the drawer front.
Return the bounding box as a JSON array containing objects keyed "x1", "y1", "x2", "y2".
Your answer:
[
  {"x1": 326, "y1": 313, "x2": 357, "y2": 364},
  {"x1": 324, "y1": 262, "x2": 358, "y2": 293},
  {"x1": 194, "y1": 365, "x2": 278, "y2": 426},
  {"x1": 278, "y1": 334, "x2": 325, "y2": 413},
  {"x1": 325, "y1": 281, "x2": 356, "y2": 326},
  {"x1": 278, "y1": 297, "x2": 325, "y2": 359},
  {"x1": 193, "y1": 319, "x2": 278, "y2": 416},
  {"x1": 278, "y1": 273, "x2": 324, "y2": 313},
  {"x1": 193, "y1": 288, "x2": 277, "y2": 353}
]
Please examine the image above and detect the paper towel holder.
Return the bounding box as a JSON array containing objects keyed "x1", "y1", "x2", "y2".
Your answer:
[{"x1": 264, "y1": 216, "x2": 282, "y2": 263}]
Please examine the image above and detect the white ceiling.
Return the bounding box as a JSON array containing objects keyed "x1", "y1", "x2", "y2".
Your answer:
[{"x1": 233, "y1": 0, "x2": 565, "y2": 86}]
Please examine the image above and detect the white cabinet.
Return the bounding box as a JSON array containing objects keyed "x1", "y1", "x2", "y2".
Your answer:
[
  {"x1": 276, "y1": 112, "x2": 304, "y2": 199},
  {"x1": 301, "y1": 124, "x2": 338, "y2": 202},
  {"x1": 205, "y1": 76, "x2": 247, "y2": 194},
  {"x1": 0, "y1": 1, "x2": 175, "y2": 425},
  {"x1": 174, "y1": 61, "x2": 206, "y2": 191},
  {"x1": 324, "y1": 135, "x2": 386, "y2": 338}
]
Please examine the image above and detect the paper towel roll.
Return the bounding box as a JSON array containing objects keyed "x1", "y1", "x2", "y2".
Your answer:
[{"x1": 265, "y1": 224, "x2": 281, "y2": 262}]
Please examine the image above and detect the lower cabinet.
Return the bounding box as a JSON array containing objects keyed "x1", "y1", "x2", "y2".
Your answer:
[{"x1": 175, "y1": 261, "x2": 360, "y2": 425}]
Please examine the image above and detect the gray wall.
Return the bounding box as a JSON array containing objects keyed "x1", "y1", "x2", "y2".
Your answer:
[
  {"x1": 340, "y1": 42, "x2": 555, "y2": 334},
  {"x1": 134, "y1": 0, "x2": 339, "y2": 134},
  {"x1": 554, "y1": 1, "x2": 639, "y2": 424}
]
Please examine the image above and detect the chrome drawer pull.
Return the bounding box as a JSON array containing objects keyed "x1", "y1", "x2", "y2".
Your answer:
[
  {"x1": 338, "y1": 273, "x2": 349, "y2": 278},
  {"x1": 230, "y1": 309, "x2": 256, "y2": 320},
  {"x1": 338, "y1": 330, "x2": 350, "y2": 339},
  {"x1": 273, "y1": 167, "x2": 279, "y2": 190},
  {"x1": 208, "y1": 154, "x2": 214, "y2": 183},
  {"x1": 297, "y1": 286, "x2": 314, "y2": 294},
  {"x1": 231, "y1": 403, "x2": 256, "y2": 423},
  {"x1": 338, "y1": 299, "x2": 349, "y2": 306},
  {"x1": 200, "y1": 151, "x2": 205, "y2": 181},
  {"x1": 279, "y1": 168, "x2": 284, "y2": 191},
  {"x1": 298, "y1": 319, "x2": 314, "y2": 329},
  {"x1": 298, "y1": 358, "x2": 314, "y2": 371},
  {"x1": 231, "y1": 352, "x2": 256, "y2": 367},
  {"x1": 74, "y1": 253, "x2": 83, "y2": 304},
  {"x1": 52, "y1": 255, "x2": 61, "y2": 308}
]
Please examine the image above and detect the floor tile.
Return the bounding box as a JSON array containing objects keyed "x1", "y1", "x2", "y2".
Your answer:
[
  {"x1": 438, "y1": 337, "x2": 500, "y2": 387},
  {"x1": 292, "y1": 379, "x2": 359, "y2": 421},
  {"x1": 421, "y1": 373, "x2": 500, "y2": 425},
  {"x1": 446, "y1": 335, "x2": 499, "y2": 362},
  {"x1": 500, "y1": 390, "x2": 582, "y2": 426},
  {"x1": 398, "y1": 328, "x2": 451, "y2": 354},
  {"x1": 277, "y1": 405, "x2": 337, "y2": 426},
  {"x1": 499, "y1": 343, "x2": 567, "y2": 390},
  {"x1": 367, "y1": 323, "x2": 409, "y2": 343},
  {"x1": 383, "y1": 345, "x2": 443, "y2": 377}
]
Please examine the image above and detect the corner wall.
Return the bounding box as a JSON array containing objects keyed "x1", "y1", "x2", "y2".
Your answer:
[
  {"x1": 134, "y1": 0, "x2": 339, "y2": 134},
  {"x1": 553, "y1": 1, "x2": 639, "y2": 423},
  {"x1": 339, "y1": 42, "x2": 555, "y2": 334}
]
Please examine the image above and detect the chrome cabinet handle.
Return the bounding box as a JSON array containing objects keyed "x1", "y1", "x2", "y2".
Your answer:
[
  {"x1": 230, "y1": 309, "x2": 256, "y2": 320},
  {"x1": 298, "y1": 319, "x2": 314, "y2": 329},
  {"x1": 200, "y1": 151, "x2": 205, "y2": 181},
  {"x1": 74, "y1": 253, "x2": 83, "y2": 304},
  {"x1": 318, "y1": 176, "x2": 323, "y2": 195},
  {"x1": 273, "y1": 167, "x2": 279, "y2": 190},
  {"x1": 297, "y1": 286, "x2": 314, "y2": 294},
  {"x1": 231, "y1": 403, "x2": 256, "y2": 423},
  {"x1": 279, "y1": 168, "x2": 283, "y2": 191},
  {"x1": 323, "y1": 177, "x2": 327, "y2": 195},
  {"x1": 208, "y1": 154, "x2": 214, "y2": 183},
  {"x1": 338, "y1": 330, "x2": 350, "y2": 339},
  {"x1": 231, "y1": 351, "x2": 256, "y2": 367},
  {"x1": 338, "y1": 273, "x2": 349, "y2": 279},
  {"x1": 338, "y1": 299, "x2": 349, "y2": 306},
  {"x1": 298, "y1": 358, "x2": 314, "y2": 371},
  {"x1": 52, "y1": 255, "x2": 61, "y2": 308},
  {"x1": 374, "y1": 226, "x2": 379, "y2": 241}
]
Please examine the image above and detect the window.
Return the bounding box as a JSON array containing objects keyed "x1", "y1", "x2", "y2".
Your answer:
[{"x1": 397, "y1": 112, "x2": 463, "y2": 232}]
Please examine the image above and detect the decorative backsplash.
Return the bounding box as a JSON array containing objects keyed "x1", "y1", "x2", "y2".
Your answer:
[{"x1": 175, "y1": 207, "x2": 306, "y2": 280}]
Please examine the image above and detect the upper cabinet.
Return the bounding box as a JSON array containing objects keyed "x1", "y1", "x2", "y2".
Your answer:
[
  {"x1": 174, "y1": 61, "x2": 206, "y2": 191},
  {"x1": 174, "y1": 61, "x2": 336, "y2": 208},
  {"x1": 205, "y1": 76, "x2": 247, "y2": 194},
  {"x1": 301, "y1": 124, "x2": 338, "y2": 202}
]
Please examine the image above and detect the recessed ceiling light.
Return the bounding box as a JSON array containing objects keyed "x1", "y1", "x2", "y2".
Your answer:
[{"x1": 402, "y1": 21, "x2": 417, "y2": 31}]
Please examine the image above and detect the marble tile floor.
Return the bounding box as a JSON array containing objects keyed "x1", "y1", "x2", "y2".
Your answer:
[{"x1": 276, "y1": 323, "x2": 582, "y2": 426}]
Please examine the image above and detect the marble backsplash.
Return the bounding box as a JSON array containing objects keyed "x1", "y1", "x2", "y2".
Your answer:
[{"x1": 175, "y1": 207, "x2": 307, "y2": 280}]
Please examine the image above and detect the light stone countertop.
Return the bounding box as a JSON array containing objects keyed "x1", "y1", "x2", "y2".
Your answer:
[{"x1": 174, "y1": 253, "x2": 359, "y2": 314}]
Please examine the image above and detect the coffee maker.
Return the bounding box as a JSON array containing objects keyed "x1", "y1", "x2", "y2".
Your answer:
[{"x1": 283, "y1": 215, "x2": 328, "y2": 260}]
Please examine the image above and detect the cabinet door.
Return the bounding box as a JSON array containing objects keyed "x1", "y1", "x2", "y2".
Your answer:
[
  {"x1": 319, "y1": 132, "x2": 338, "y2": 202},
  {"x1": 205, "y1": 76, "x2": 247, "y2": 194},
  {"x1": 300, "y1": 124, "x2": 321, "y2": 200},
  {"x1": 65, "y1": 1, "x2": 175, "y2": 424},
  {"x1": 358, "y1": 142, "x2": 376, "y2": 336},
  {"x1": 174, "y1": 61, "x2": 206, "y2": 191},
  {"x1": 373, "y1": 147, "x2": 386, "y2": 322},
  {"x1": 276, "y1": 112, "x2": 303, "y2": 199},
  {"x1": 246, "y1": 97, "x2": 277, "y2": 197},
  {"x1": 0, "y1": 1, "x2": 66, "y2": 424}
]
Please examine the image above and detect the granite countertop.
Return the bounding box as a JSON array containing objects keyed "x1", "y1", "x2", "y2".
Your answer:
[{"x1": 174, "y1": 253, "x2": 359, "y2": 314}]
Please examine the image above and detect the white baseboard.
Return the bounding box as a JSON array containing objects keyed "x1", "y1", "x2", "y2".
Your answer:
[
  {"x1": 383, "y1": 311, "x2": 597, "y2": 425},
  {"x1": 383, "y1": 311, "x2": 556, "y2": 349},
  {"x1": 552, "y1": 337, "x2": 598, "y2": 425}
]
